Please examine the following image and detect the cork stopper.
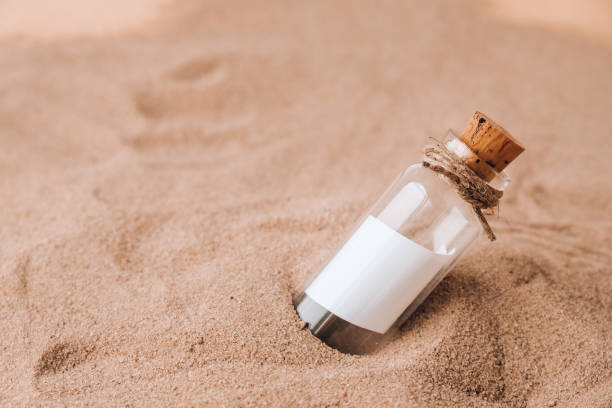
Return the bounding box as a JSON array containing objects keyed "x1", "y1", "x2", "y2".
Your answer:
[{"x1": 458, "y1": 111, "x2": 525, "y2": 181}]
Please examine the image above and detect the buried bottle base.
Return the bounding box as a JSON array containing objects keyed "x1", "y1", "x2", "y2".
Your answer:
[{"x1": 293, "y1": 293, "x2": 392, "y2": 355}]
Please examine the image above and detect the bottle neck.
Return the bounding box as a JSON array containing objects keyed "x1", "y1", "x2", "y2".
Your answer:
[{"x1": 443, "y1": 130, "x2": 510, "y2": 191}]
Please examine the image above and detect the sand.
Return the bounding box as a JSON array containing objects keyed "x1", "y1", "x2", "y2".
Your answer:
[{"x1": 0, "y1": 0, "x2": 611, "y2": 406}]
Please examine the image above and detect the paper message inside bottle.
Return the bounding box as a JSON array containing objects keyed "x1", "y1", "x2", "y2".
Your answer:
[{"x1": 305, "y1": 216, "x2": 450, "y2": 334}]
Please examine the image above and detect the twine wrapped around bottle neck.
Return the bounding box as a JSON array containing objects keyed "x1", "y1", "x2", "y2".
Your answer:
[{"x1": 422, "y1": 139, "x2": 503, "y2": 241}]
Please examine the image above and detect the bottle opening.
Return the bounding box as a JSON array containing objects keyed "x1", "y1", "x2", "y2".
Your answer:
[{"x1": 445, "y1": 130, "x2": 510, "y2": 191}]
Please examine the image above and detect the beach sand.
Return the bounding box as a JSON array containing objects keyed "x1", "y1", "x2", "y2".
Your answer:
[{"x1": 0, "y1": 1, "x2": 610, "y2": 406}]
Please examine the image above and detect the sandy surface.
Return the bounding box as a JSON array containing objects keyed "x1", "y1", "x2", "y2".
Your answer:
[{"x1": 1, "y1": 1, "x2": 611, "y2": 406}]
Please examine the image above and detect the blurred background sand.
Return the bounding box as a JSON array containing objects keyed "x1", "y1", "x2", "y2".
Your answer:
[{"x1": 0, "y1": 1, "x2": 610, "y2": 406}]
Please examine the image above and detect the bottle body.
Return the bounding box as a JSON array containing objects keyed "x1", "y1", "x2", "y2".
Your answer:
[{"x1": 294, "y1": 133, "x2": 508, "y2": 354}]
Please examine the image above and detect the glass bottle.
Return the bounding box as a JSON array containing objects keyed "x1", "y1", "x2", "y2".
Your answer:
[{"x1": 293, "y1": 111, "x2": 525, "y2": 354}]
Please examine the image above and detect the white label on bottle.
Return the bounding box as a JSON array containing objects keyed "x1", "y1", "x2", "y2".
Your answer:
[{"x1": 305, "y1": 216, "x2": 451, "y2": 334}]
